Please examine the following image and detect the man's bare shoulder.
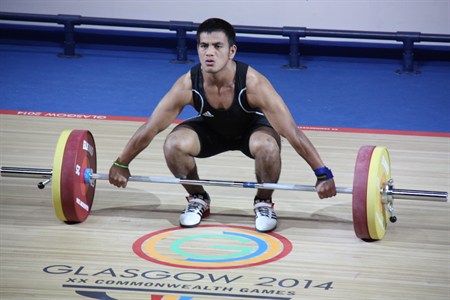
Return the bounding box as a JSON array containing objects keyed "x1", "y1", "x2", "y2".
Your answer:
[
  {"x1": 158, "y1": 70, "x2": 193, "y2": 107},
  {"x1": 246, "y1": 66, "x2": 274, "y2": 94},
  {"x1": 174, "y1": 70, "x2": 193, "y2": 90},
  {"x1": 246, "y1": 66, "x2": 259, "y2": 84},
  {"x1": 169, "y1": 70, "x2": 193, "y2": 102},
  {"x1": 246, "y1": 66, "x2": 271, "y2": 89}
]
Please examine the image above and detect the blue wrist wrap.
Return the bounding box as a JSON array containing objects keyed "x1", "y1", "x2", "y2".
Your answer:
[{"x1": 314, "y1": 166, "x2": 334, "y2": 181}]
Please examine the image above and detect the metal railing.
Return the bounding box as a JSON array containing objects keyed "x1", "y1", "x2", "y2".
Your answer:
[{"x1": 1, "y1": 11, "x2": 449, "y2": 73}]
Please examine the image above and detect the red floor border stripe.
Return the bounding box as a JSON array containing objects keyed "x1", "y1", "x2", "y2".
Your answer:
[{"x1": 1, "y1": 110, "x2": 449, "y2": 138}]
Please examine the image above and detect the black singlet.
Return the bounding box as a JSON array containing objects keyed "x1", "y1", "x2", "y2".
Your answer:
[{"x1": 177, "y1": 60, "x2": 275, "y2": 158}]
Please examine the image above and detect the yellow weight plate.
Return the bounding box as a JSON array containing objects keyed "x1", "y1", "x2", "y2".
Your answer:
[
  {"x1": 366, "y1": 146, "x2": 391, "y2": 240},
  {"x1": 51, "y1": 130, "x2": 72, "y2": 222}
]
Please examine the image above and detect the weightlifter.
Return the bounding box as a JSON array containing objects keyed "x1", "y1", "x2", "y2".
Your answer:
[{"x1": 109, "y1": 18, "x2": 337, "y2": 232}]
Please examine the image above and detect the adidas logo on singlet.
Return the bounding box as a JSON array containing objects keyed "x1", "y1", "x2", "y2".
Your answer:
[{"x1": 202, "y1": 111, "x2": 214, "y2": 117}]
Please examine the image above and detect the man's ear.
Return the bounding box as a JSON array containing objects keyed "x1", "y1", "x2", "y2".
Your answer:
[{"x1": 229, "y1": 45, "x2": 237, "y2": 59}]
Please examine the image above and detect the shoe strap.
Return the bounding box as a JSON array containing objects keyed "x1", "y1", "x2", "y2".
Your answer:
[
  {"x1": 186, "y1": 197, "x2": 209, "y2": 208},
  {"x1": 254, "y1": 202, "x2": 274, "y2": 209}
]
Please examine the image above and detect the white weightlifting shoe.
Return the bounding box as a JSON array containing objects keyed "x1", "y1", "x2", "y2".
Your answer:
[
  {"x1": 179, "y1": 193, "x2": 210, "y2": 227},
  {"x1": 254, "y1": 202, "x2": 277, "y2": 232}
]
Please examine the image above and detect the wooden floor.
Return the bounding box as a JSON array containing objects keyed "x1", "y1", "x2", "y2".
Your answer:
[{"x1": 1, "y1": 114, "x2": 449, "y2": 299}]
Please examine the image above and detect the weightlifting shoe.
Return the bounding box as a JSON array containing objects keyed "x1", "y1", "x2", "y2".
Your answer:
[
  {"x1": 254, "y1": 202, "x2": 277, "y2": 232},
  {"x1": 179, "y1": 193, "x2": 211, "y2": 227}
]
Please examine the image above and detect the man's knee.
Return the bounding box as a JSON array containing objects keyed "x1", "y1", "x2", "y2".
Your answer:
[
  {"x1": 164, "y1": 127, "x2": 200, "y2": 157},
  {"x1": 250, "y1": 135, "x2": 281, "y2": 161},
  {"x1": 256, "y1": 138, "x2": 279, "y2": 153},
  {"x1": 251, "y1": 129, "x2": 281, "y2": 184}
]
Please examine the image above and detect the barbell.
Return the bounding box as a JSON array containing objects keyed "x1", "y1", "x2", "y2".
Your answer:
[{"x1": 1, "y1": 129, "x2": 447, "y2": 241}]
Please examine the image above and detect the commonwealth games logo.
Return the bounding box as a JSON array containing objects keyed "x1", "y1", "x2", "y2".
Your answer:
[{"x1": 133, "y1": 225, "x2": 293, "y2": 270}]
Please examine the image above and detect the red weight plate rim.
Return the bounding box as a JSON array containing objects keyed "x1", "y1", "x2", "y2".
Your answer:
[
  {"x1": 60, "y1": 130, "x2": 96, "y2": 222},
  {"x1": 77, "y1": 130, "x2": 96, "y2": 221},
  {"x1": 352, "y1": 145, "x2": 375, "y2": 240}
]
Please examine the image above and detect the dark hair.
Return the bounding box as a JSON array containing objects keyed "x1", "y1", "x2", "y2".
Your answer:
[{"x1": 196, "y1": 18, "x2": 236, "y2": 47}]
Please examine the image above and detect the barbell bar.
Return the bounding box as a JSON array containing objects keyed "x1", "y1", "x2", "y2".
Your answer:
[
  {"x1": 1, "y1": 166, "x2": 446, "y2": 202},
  {"x1": 88, "y1": 172, "x2": 448, "y2": 202},
  {"x1": 0, "y1": 129, "x2": 448, "y2": 241}
]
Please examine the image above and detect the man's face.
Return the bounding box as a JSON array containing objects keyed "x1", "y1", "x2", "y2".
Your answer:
[{"x1": 197, "y1": 31, "x2": 236, "y2": 74}]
